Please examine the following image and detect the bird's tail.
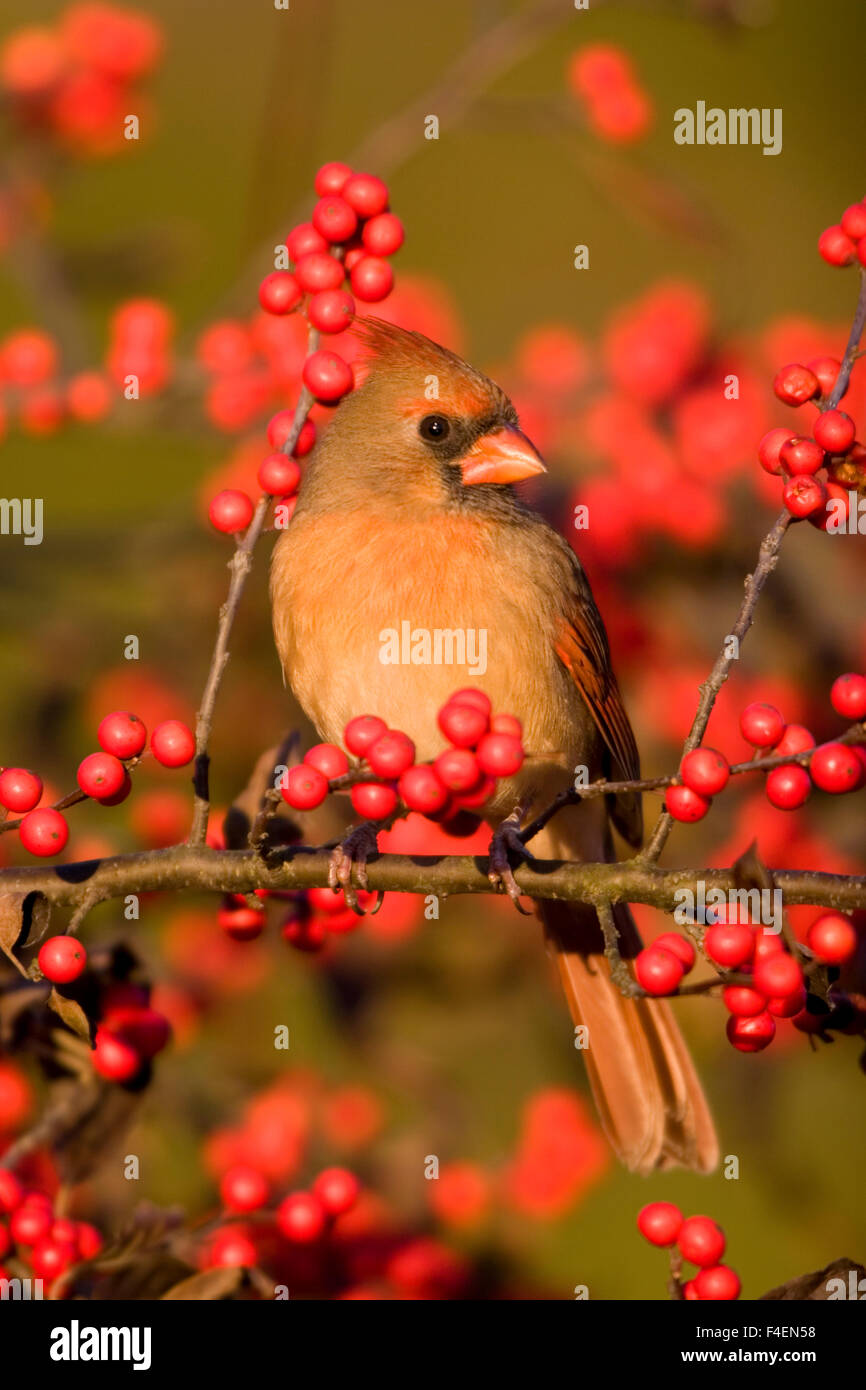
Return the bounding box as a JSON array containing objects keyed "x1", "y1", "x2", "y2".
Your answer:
[{"x1": 539, "y1": 897, "x2": 718, "y2": 1174}]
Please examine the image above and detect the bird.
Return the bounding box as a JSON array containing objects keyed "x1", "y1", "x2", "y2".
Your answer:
[{"x1": 270, "y1": 317, "x2": 718, "y2": 1174}]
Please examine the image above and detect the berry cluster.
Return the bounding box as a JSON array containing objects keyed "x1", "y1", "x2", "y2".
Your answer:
[
  {"x1": 280, "y1": 688, "x2": 525, "y2": 824},
  {"x1": 0, "y1": 1171, "x2": 103, "y2": 1292},
  {"x1": 664, "y1": 674, "x2": 866, "y2": 823},
  {"x1": 638, "y1": 1203, "x2": 740, "y2": 1300},
  {"x1": 760, "y1": 357, "x2": 864, "y2": 523},
  {"x1": 635, "y1": 900, "x2": 861, "y2": 1055},
  {"x1": 0, "y1": 3, "x2": 162, "y2": 158},
  {"x1": 0, "y1": 707, "x2": 194, "y2": 858},
  {"x1": 91, "y1": 979, "x2": 171, "y2": 1083},
  {"x1": 205, "y1": 163, "x2": 404, "y2": 536},
  {"x1": 567, "y1": 43, "x2": 652, "y2": 144},
  {"x1": 817, "y1": 196, "x2": 866, "y2": 269}
]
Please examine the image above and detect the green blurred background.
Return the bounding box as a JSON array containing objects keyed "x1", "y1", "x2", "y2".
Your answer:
[{"x1": 1, "y1": 0, "x2": 865, "y2": 1298}]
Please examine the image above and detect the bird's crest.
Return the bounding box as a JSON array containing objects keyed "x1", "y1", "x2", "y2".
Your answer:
[{"x1": 353, "y1": 317, "x2": 510, "y2": 421}]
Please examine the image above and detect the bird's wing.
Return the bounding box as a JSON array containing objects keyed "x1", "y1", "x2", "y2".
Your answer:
[{"x1": 554, "y1": 565, "x2": 643, "y2": 848}]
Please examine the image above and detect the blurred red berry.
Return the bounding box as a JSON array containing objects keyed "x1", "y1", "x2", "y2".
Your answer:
[{"x1": 808, "y1": 913, "x2": 858, "y2": 964}]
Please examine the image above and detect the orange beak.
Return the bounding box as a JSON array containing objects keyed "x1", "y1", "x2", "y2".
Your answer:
[{"x1": 460, "y1": 426, "x2": 547, "y2": 486}]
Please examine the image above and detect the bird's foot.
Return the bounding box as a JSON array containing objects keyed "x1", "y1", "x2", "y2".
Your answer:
[
  {"x1": 328, "y1": 821, "x2": 384, "y2": 915},
  {"x1": 488, "y1": 806, "x2": 535, "y2": 914}
]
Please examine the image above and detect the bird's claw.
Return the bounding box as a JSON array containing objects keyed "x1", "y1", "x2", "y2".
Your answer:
[
  {"x1": 488, "y1": 809, "x2": 535, "y2": 914},
  {"x1": 328, "y1": 821, "x2": 383, "y2": 915}
]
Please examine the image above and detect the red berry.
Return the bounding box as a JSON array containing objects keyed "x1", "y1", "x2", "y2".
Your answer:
[
  {"x1": 38, "y1": 936, "x2": 87, "y2": 984},
  {"x1": 773, "y1": 363, "x2": 819, "y2": 406},
  {"x1": 361, "y1": 212, "x2": 404, "y2": 257},
  {"x1": 209, "y1": 488, "x2": 254, "y2": 533},
  {"x1": 757, "y1": 427, "x2": 795, "y2": 475},
  {"x1": 258, "y1": 452, "x2": 301, "y2": 496},
  {"x1": 97, "y1": 711, "x2": 146, "y2": 759},
  {"x1": 753, "y1": 930, "x2": 784, "y2": 961},
  {"x1": 398, "y1": 765, "x2": 449, "y2": 815},
  {"x1": 77, "y1": 750, "x2": 126, "y2": 800},
  {"x1": 31, "y1": 1235, "x2": 77, "y2": 1282},
  {"x1": 810, "y1": 741, "x2": 862, "y2": 793},
  {"x1": 653, "y1": 932, "x2": 696, "y2": 972},
  {"x1": 677, "y1": 1216, "x2": 726, "y2": 1268},
  {"x1": 286, "y1": 222, "x2": 328, "y2": 261},
  {"x1": 841, "y1": 203, "x2": 866, "y2": 239},
  {"x1": 304, "y1": 743, "x2": 349, "y2": 780},
  {"x1": 282, "y1": 764, "x2": 328, "y2": 811},
  {"x1": 437, "y1": 702, "x2": 488, "y2": 748},
  {"x1": 766, "y1": 984, "x2": 807, "y2": 1018},
  {"x1": 456, "y1": 775, "x2": 496, "y2": 809},
  {"x1": 75, "y1": 1222, "x2": 103, "y2": 1260},
  {"x1": 209, "y1": 1227, "x2": 258, "y2": 1268},
  {"x1": 151, "y1": 720, "x2": 195, "y2": 768},
  {"x1": 217, "y1": 906, "x2": 265, "y2": 941},
  {"x1": 92, "y1": 1027, "x2": 141, "y2": 1082},
  {"x1": 831, "y1": 672, "x2": 866, "y2": 720},
  {"x1": 433, "y1": 748, "x2": 482, "y2": 793},
  {"x1": 302, "y1": 350, "x2": 353, "y2": 402},
  {"x1": 784, "y1": 474, "x2": 827, "y2": 518},
  {"x1": 807, "y1": 355, "x2": 843, "y2": 398},
  {"x1": 807, "y1": 912, "x2": 858, "y2": 964},
  {"x1": 635, "y1": 946, "x2": 683, "y2": 995},
  {"x1": 753, "y1": 952, "x2": 802, "y2": 999},
  {"x1": 814, "y1": 409, "x2": 856, "y2": 455},
  {"x1": 349, "y1": 256, "x2": 393, "y2": 303},
  {"x1": 307, "y1": 288, "x2": 355, "y2": 335},
  {"x1": 312, "y1": 1166, "x2": 360, "y2": 1216},
  {"x1": 294, "y1": 252, "x2": 344, "y2": 294},
  {"x1": 818, "y1": 225, "x2": 856, "y2": 266},
  {"x1": 739, "y1": 702, "x2": 784, "y2": 748},
  {"x1": 0, "y1": 767, "x2": 43, "y2": 813},
  {"x1": 694, "y1": 1265, "x2": 741, "y2": 1300},
  {"x1": 705, "y1": 924, "x2": 754, "y2": 969},
  {"x1": 19, "y1": 808, "x2": 69, "y2": 857},
  {"x1": 344, "y1": 715, "x2": 388, "y2": 756},
  {"x1": 342, "y1": 173, "x2": 389, "y2": 218},
  {"x1": 726, "y1": 1011, "x2": 775, "y2": 1052},
  {"x1": 220, "y1": 1165, "x2": 269, "y2": 1213},
  {"x1": 680, "y1": 748, "x2": 729, "y2": 796},
  {"x1": 476, "y1": 733, "x2": 524, "y2": 778},
  {"x1": 282, "y1": 914, "x2": 327, "y2": 952},
  {"x1": 267, "y1": 408, "x2": 317, "y2": 457},
  {"x1": 313, "y1": 162, "x2": 352, "y2": 197},
  {"x1": 276, "y1": 1191, "x2": 326, "y2": 1243},
  {"x1": 780, "y1": 436, "x2": 824, "y2": 476},
  {"x1": 107, "y1": 1006, "x2": 170, "y2": 1058},
  {"x1": 0, "y1": 1170, "x2": 23, "y2": 1214},
  {"x1": 722, "y1": 985, "x2": 767, "y2": 1018},
  {"x1": 367, "y1": 731, "x2": 415, "y2": 778},
  {"x1": 664, "y1": 784, "x2": 710, "y2": 822},
  {"x1": 774, "y1": 724, "x2": 816, "y2": 757},
  {"x1": 637, "y1": 1201, "x2": 683, "y2": 1246},
  {"x1": 489, "y1": 712, "x2": 522, "y2": 738},
  {"x1": 257, "y1": 271, "x2": 302, "y2": 316},
  {"x1": 350, "y1": 781, "x2": 398, "y2": 819},
  {"x1": 312, "y1": 196, "x2": 357, "y2": 244},
  {"x1": 765, "y1": 764, "x2": 812, "y2": 810},
  {"x1": 448, "y1": 688, "x2": 492, "y2": 714},
  {"x1": 10, "y1": 1204, "x2": 52, "y2": 1246}
]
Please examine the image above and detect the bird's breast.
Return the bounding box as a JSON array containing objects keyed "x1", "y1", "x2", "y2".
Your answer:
[{"x1": 271, "y1": 508, "x2": 595, "y2": 779}]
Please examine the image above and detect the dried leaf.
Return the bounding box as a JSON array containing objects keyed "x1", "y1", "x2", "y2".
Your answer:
[
  {"x1": 162, "y1": 1266, "x2": 244, "y2": 1300},
  {"x1": 46, "y1": 986, "x2": 93, "y2": 1043},
  {"x1": 0, "y1": 891, "x2": 49, "y2": 977}
]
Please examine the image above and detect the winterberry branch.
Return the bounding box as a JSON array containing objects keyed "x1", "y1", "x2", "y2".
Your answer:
[
  {"x1": 641, "y1": 269, "x2": 866, "y2": 864},
  {"x1": 188, "y1": 330, "x2": 320, "y2": 845}
]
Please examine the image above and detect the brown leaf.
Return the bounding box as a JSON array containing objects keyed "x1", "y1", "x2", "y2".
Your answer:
[
  {"x1": 760, "y1": 1257, "x2": 866, "y2": 1300},
  {"x1": 0, "y1": 891, "x2": 49, "y2": 977},
  {"x1": 162, "y1": 1266, "x2": 244, "y2": 1300},
  {"x1": 47, "y1": 986, "x2": 93, "y2": 1044}
]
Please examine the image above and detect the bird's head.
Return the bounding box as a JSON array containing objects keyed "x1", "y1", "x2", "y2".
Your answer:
[{"x1": 305, "y1": 319, "x2": 546, "y2": 508}]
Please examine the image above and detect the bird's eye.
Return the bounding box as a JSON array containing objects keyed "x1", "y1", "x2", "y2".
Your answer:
[{"x1": 419, "y1": 414, "x2": 450, "y2": 442}]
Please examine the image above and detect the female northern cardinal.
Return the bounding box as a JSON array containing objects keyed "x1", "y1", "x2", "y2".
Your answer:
[{"x1": 271, "y1": 319, "x2": 717, "y2": 1173}]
